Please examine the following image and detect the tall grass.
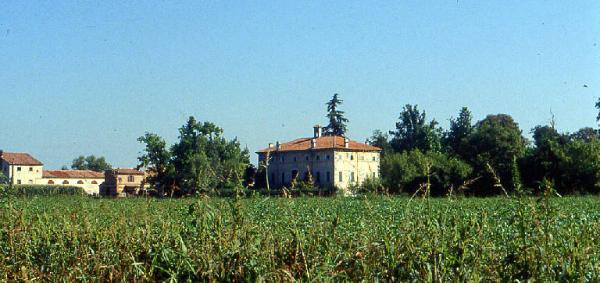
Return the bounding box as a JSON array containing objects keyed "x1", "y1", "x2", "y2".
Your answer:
[{"x1": 0, "y1": 195, "x2": 597, "y2": 281}]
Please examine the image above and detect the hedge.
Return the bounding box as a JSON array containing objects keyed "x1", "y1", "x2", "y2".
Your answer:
[{"x1": 0, "y1": 185, "x2": 85, "y2": 197}]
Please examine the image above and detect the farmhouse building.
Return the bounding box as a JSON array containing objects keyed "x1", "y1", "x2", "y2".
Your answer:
[
  {"x1": 101, "y1": 168, "x2": 147, "y2": 196},
  {"x1": 42, "y1": 170, "x2": 105, "y2": 195},
  {"x1": 257, "y1": 126, "x2": 381, "y2": 191},
  {"x1": 0, "y1": 151, "x2": 44, "y2": 185}
]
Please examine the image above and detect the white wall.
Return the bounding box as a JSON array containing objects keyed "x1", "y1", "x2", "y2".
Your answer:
[{"x1": 6, "y1": 164, "x2": 43, "y2": 185}]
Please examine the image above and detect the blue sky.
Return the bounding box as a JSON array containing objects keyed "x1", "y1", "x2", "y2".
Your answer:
[{"x1": 1, "y1": 1, "x2": 598, "y2": 168}]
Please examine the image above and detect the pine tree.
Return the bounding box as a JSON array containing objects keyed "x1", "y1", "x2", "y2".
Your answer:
[{"x1": 324, "y1": 93, "x2": 349, "y2": 136}]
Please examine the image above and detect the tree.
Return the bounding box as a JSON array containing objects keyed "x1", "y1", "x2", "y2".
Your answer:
[
  {"x1": 170, "y1": 117, "x2": 250, "y2": 194},
  {"x1": 0, "y1": 172, "x2": 8, "y2": 184},
  {"x1": 138, "y1": 132, "x2": 176, "y2": 196},
  {"x1": 467, "y1": 114, "x2": 526, "y2": 194},
  {"x1": 523, "y1": 125, "x2": 600, "y2": 195},
  {"x1": 71, "y1": 155, "x2": 112, "y2": 172},
  {"x1": 324, "y1": 93, "x2": 349, "y2": 136},
  {"x1": 570, "y1": 127, "x2": 599, "y2": 142},
  {"x1": 444, "y1": 107, "x2": 473, "y2": 158},
  {"x1": 390, "y1": 104, "x2": 442, "y2": 153},
  {"x1": 367, "y1": 130, "x2": 393, "y2": 156},
  {"x1": 380, "y1": 150, "x2": 472, "y2": 196},
  {"x1": 596, "y1": 97, "x2": 600, "y2": 124}
]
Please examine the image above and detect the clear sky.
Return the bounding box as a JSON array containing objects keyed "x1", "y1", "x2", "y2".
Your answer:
[{"x1": 1, "y1": 1, "x2": 599, "y2": 169}]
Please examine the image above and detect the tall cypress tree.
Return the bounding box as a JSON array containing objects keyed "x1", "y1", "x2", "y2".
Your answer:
[
  {"x1": 324, "y1": 93, "x2": 349, "y2": 136},
  {"x1": 596, "y1": 97, "x2": 600, "y2": 122}
]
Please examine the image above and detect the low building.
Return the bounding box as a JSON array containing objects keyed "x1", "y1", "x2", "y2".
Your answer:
[
  {"x1": 102, "y1": 168, "x2": 146, "y2": 196},
  {"x1": 257, "y1": 126, "x2": 381, "y2": 192},
  {"x1": 42, "y1": 170, "x2": 105, "y2": 195},
  {"x1": 0, "y1": 151, "x2": 44, "y2": 185}
]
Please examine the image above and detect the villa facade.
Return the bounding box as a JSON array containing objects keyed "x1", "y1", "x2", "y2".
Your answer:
[{"x1": 257, "y1": 126, "x2": 381, "y2": 191}]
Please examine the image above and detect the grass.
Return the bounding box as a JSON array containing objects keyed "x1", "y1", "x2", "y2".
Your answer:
[{"x1": 0, "y1": 195, "x2": 598, "y2": 281}]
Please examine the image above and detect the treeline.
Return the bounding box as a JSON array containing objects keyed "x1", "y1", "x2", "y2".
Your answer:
[
  {"x1": 134, "y1": 96, "x2": 599, "y2": 197},
  {"x1": 368, "y1": 105, "x2": 600, "y2": 196}
]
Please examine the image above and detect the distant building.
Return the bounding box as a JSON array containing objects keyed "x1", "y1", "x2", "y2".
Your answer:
[
  {"x1": 102, "y1": 168, "x2": 146, "y2": 196},
  {"x1": 0, "y1": 151, "x2": 44, "y2": 185},
  {"x1": 42, "y1": 170, "x2": 105, "y2": 195},
  {"x1": 256, "y1": 126, "x2": 381, "y2": 191}
]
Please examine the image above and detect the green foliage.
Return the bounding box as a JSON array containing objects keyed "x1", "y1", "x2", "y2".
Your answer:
[
  {"x1": 350, "y1": 177, "x2": 386, "y2": 195},
  {"x1": 381, "y1": 150, "x2": 472, "y2": 196},
  {"x1": 0, "y1": 172, "x2": 8, "y2": 185},
  {"x1": 0, "y1": 185, "x2": 85, "y2": 197},
  {"x1": 366, "y1": 130, "x2": 393, "y2": 156},
  {"x1": 0, "y1": 196, "x2": 597, "y2": 281},
  {"x1": 466, "y1": 114, "x2": 526, "y2": 194},
  {"x1": 390, "y1": 104, "x2": 442, "y2": 153},
  {"x1": 138, "y1": 116, "x2": 250, "y2": 196},
  {"x1": 71, "y1": 155, "x2": 112, "y2": 172},
  {"x1": 596, "y1": 97, "x2": 600, "y2": 124},
  {"x1": 523, "y1": 126, "x2": 600, "y2": 195},
  {"x1": 324, "y1": 93, "x2": 349, "y2": 136},
  {"x1": 444, "y1": 107, "x2": 473, "y2": 158},
  {"x1": 138, "y1": 132, "x2": 176, "y2": 195}
]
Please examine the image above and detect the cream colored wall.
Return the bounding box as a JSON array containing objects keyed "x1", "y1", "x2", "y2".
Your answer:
[
  {"x1": 264, "y1": 150, "x2": 381, "y2": 190},
  {"x1": 266, "y1": 150, "x2": 335, "y2": 188},
  {"x1": 333, "y1": 151, "x2": 380, "y2": 191},
  {"x1": 5, "y1": 164, "x2": 43, "y2": 185},
  {"x1": 40, "y1": 177, "x2": 104, "y2": 195}
]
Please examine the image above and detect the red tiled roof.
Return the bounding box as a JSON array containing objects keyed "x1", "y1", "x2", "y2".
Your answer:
[
  {"x1": 0, "y1": 152, "x2": 43, "y2": 166},
  {"x1": 257, "y1": 135, "x2": 381, "y2": 153},
  {"x1": 43, "y1": 170, "x2": 104, "y2": 179},
  {"x1": 112, "y1": 168, "x2": 145, "y2": 175}
]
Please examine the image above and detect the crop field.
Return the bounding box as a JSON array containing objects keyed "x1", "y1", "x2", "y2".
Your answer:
[{"x1": 0, "y1": 195, "x2": 598, "y2": 281}]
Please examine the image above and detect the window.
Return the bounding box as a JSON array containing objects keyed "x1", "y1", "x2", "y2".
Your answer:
[
  {"x1": 326, "y1": 172, "x2": 331, "y2": 183},
  {"x1": 29, "y1": 167, "x2": 33, "y2": 172},
  {"x1": 338, "y1": 172, "x2": 343, "y2": 182},
  {"x1": 350, "y1": 154, "x2": 354, "y2": 161},
  {"x1": 305, "y1": 155, "x2": 309, "y2": 161},
  {"x1": 316, "y1": 172, "x2": 321, "y2": 183},
  {"x1": 128, "y1": 175, "x2": 134, "y2": 182},
  {"x1": 63, "y1": 180, "x2": 69, "y2": 185},
  {"x1": 373, "y1": 156, "x2": 377, "y2": 161},
  {"x1": 118, "y1": 177, "x2": 122, "y2": 182},
  {"x1": 350, "y1": 172, "x2": 355, "y2": 183},
  {"x1": 281, "y1": 172, "x2": 285, "y2": 184},
  {"x1": 77, "y1": 180, "x2": 84, "y2": 184},
  {"x1": 17, "y1": 167, "x2": 21, "y2": 171},
  {"x1": 17, "y1": 180, "x2": 21, "y2": 184},
  {"x1": 316, "y1": 155, "x2": 320, "y2": 161},
  {"x1": 48, "y1": 180, "x2": 54, "y2": 185},
  {"x1": 293, "y1": 157, "x2": 297, "y2": 162},
  {"x1": 326, "y1": 155, "x2": 330, "y2": 160}
]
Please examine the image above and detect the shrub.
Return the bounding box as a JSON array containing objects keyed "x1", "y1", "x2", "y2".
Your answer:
[
  {"x1": 381, "y1": 150, "x2": 472, "y2": 196},
  {"x1": 0, "y1": 185, "x2": 85, "y2": 197}
]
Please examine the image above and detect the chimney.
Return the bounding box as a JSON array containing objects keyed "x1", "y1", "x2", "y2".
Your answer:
[
  {"x1": 311, "y1": 138, "x2": 317, "y2": 149},
  {"x1": 344, "y1": 138, "x2": 349, "y2": 149},
  {"x1": 313, "y1": 125, "x2": 322, "y2": 138},
  {"x1": 276, "y1": 141, "x2": 280, "y2": 150}
]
